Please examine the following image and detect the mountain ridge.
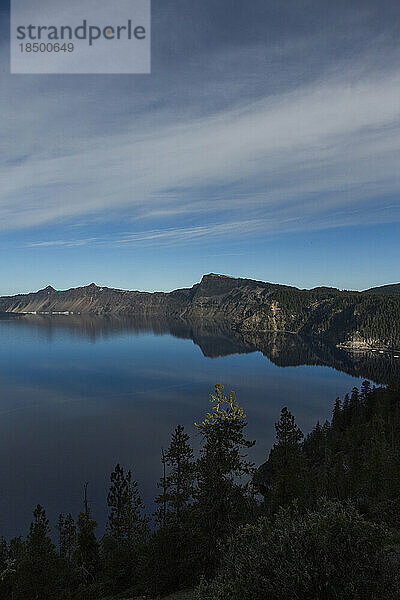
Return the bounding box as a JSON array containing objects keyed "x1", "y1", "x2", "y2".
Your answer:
[
  {"x1": 5, "y1": 272, "x2": 398, "y2": 298},
  {"x1": 1, "y1": 274, "x2": 399, "y2": 349},
  {"x1": 363, "y1": 282, "x2": 400, "y2": 295}
]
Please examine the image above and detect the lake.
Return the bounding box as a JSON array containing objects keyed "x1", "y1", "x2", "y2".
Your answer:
[{"x1": 0, "y1": 314, "x2": 398, "y2": 539}]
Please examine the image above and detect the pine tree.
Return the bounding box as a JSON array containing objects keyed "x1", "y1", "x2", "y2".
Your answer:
[
  {"x1": 74, "y1": 486, "x2": 99, "y2": 585},
  {"x1": 332, "y1": 398, "x2": 343, "y2": 431},
  {"x1": 361, "y1": 380, "x2": 372, "y2": 400},
  {"x1": 149, "y1": 427, "x2": 195, "y2": 595},
  {"x1": 156, "y1": 425, "x2": 195, "y2": 526},
  {"x1": 8, "y1": 537, "x2": 24, "y2": 563},
  {"x1": 167, "y1": 425, "x2": 195, "y2": 523},
  {"x1": 0, "y1": 538, "x2": 15, "y2": 599},
  {"x1": 155, "y1": 449, "x2": 168, "y2": 527},
  {"x1": 269, "y1": 407, "x2": 308, "y2": 510},
  {"x1": 363, "y1": 415, "x2": 393, "y2": 500},
  {"x1": 55, "y1": 513, "x2": 76, "y2": 600},
  {"x1": 107, "y1": 463, "x2": 148, "y2": 546},
  {"x1": 194, "y1": 384, "x2": 255, "y2": 576},
  {"x1": 107, "y1": 463, "x2": 131, "y2": 543},
  {"x1": 103, "y1": 464, "x2": 148, "y2": 594},
  {"x1": 74, "y1": 511, "x2": 99, "y2": 584},
  {"x1": 57, "y1": 513, "x2": 76, "y2": 560},
  {"x1": 342, "y1": 393, "x2": 350, "y2": 425},
  {"x1": 303, "y1": 420, "x2": 330, "y2": 497},
  {"x1": 14, "y1": 505, "x2": 60, "y2": 599}
]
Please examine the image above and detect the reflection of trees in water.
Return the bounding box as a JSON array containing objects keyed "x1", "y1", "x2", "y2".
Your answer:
[
  {"x1": 239, "y1": 331, "x2": 400, "y2": 385},
  {"x1": 11, "y1": 314, "x2": 400, "y2": 384}
]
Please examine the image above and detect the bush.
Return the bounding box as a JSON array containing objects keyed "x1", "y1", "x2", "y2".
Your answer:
[{"x1": 195, "y1": 500, "x2": 400, "y2": 600}]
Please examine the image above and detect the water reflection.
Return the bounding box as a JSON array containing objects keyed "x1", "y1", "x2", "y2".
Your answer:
[
  {"x1": 6, "y1": 313, "x2": 400, "y2": 384},
  {"x1": 0, "y1": 314, "x2": 396, "y2": 539}
]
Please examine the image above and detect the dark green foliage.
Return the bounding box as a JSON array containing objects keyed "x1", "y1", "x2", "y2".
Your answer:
[
  {"x1": 256, "y1": 381, "x2": 400, "y2": 527},
  {"x1": 106, "y1": 463, "x2": 129, "y2": 541},
  {"x1": 255, "y1": 288, "x2": 400, "y2": 347},
  {"x1": 146, "y1": 426, "x2": 196, "y2": 595},
  {"x1": 154, "y1": 448, "x2": 168, "y2": 527},
  {"x1": 1, "y1": 381, "x2": 400, "y2": 600},
  {"x1": 195, "y1": 500, "x2": 400, "y2": 600},
  {"x1": 13, "y1": 505, "x2": 60, "y2": 599},
  {"x1": 102, "y1": 464, "x2": 148, "y2": 594},
  {"x1": 155, "y1": 425, "x2": 195, "y2": 526},
  {"x1": 145, "y1": 384, "x2": 258, "y2": 594},
  {"x1": 74, "y1": 510, "x2": 100, "y2": 585},
  {"x1": 316, "y1": 382, "x2": 400, "y2": 520},
  {"x1": 55, "y1": 513, "x2": 77, "y2": 599},
  {"x1": 268, "y1": 407, "x2": 308, "y2": 510},
  {"x1": 57, "y1": 513, "x2": 76, "y2": 560},
  {"x1": 192, "y1": 384, "x2": 256, "y2": 578},
  {"x1": 106, "y1": 464, "x2": 147, "y2": 544},
  {"x1": 141, "y1": 522, "x2": 195, "y2": 597},
  {"x1": 0, "y1": 538, "x2": 15, "y2": 599}
]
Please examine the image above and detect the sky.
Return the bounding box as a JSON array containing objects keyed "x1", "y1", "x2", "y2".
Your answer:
[{"x1": 0, "y1": 0, "x2": 400, "y2": 295}]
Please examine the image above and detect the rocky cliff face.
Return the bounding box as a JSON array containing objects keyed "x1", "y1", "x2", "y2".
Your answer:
[
  {"x1": 1, "y1": 274, "x2": 399, "y2": 349},
  {"x1": 0, "y1": 274, "x2": 288, "y2": 321},
  {"x1": 0, "y1": 282, "x2": 180, "y2": 316}
]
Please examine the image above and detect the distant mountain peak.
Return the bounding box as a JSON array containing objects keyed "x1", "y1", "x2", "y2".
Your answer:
[
  {"x1": 0, "y1": 275, "x2": 399, "y2": 350},
  {"x1": 200, "y1": 273, "x2": 233, "y2": 283}
]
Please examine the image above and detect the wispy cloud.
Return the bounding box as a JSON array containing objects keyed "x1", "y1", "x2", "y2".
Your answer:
[
  {"x1": 1, "y1": 3, "x2": 400, "y2": 249},
  {"x1": 27, "y1": 238, "x2": 98, "y2": 248}
]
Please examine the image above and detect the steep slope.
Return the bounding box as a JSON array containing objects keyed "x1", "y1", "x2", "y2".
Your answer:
[
  {"x1": 239, "y1": 287, "x2": 400, "y2": 348},
  {"x1": 0, "y1": 274, "x2": 289, "y2": 321},
  {"x1": 0, "y1": 282, "x2": 186, "y2": 316}
]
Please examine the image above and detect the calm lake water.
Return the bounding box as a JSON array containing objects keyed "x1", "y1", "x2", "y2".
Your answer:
[{"x1": 0, "y1": 314, "x2": 397, "y2": 539}]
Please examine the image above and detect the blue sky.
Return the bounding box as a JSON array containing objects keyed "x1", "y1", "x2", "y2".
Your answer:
[{"x1": 0, "y1": 0, "x2": 399, "y2": 294}]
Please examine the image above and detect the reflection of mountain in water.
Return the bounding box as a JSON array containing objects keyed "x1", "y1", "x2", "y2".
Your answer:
[
  {"x1": 240, "y1": 331, "x2": 400, "y2": 385},
  {"x1": 8, "y1": 314, "x2": 400, "y2": 384}
]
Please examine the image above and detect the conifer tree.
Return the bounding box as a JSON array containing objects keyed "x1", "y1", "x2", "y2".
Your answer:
[
  {"x1": 74, "y1": 486, "x2": 99, "y2": 585},
  {"x1": 342, "y1": 393, "x2": 350, "y2": 425},
  {"x1": 155, "y1": 425, "x2": 195, "y2": 526},
  {"x1": 57, "y1": 513, "x2": 76, "y2": 560},
  {"x1": 361, "y1": 380, "x2": 372, "y2": 400},
  {"x1": 75, "y1": 511, "x2": 99, "y2": 584},
  {"x1": 7, "y1": 537, "x2": 24, "y2": 563},
  {"x1": 107, "y1": 463, "x2": 148, "y2": 546},
  {"x1": 269, "y1": 407, "x2": 308, "y2": 510},
  {"x1": 194, "y1": 384, "x2": 255, "y2": 575},
  {"x1": 15, "y1": 505, "x2": 59, "y2": 599},
  {"x1": 56, "y1": 513, "x2": 77, "y2": 600},
  {"x1": 332, "y1": 397, "x2": 343, "y2": 431},
  {"x1": 166, "y1": 425, "x2": 195, "y2": 523},
  {"x1": 0, "y1": 538, "x2": 23, "y2": 599},
  {"x1": 363, "y1": 415, "x2": 393, "y2": 500},
  {"x1": 107, "y1": 463, "x2": 131, "y2": 543},
  {"x1": 102, "y1": 465, "x2": 148, "y2": 593},
  {"x1": 149, "y1": 429, "x2": 195, "y2": 595},
  {"x1": 0, "y1": 538, "x2": 15, "y2": 599},
  {"x1": 303, "y1": 420, "x2": 330, "y2": 497},
  {"x1": 155, "y1": 449, "x2": 168, "y2": 527}
]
